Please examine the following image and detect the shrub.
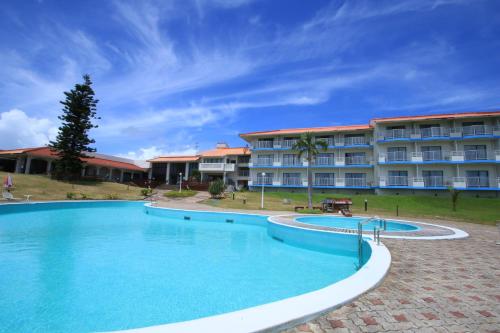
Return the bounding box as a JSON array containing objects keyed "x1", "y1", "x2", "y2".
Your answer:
[
  {"x1": 164, "y1": 190, "x2": 198, "y2": 198},
  {"x1": 66, "y1": 192, "x2": 76, "y2": 200},
  {"x1": 208, "y1": 179, "x2": 225, "y2": 199},
  {"x1": 141, "y1": 188, "x2": 153, "y2": 197}
]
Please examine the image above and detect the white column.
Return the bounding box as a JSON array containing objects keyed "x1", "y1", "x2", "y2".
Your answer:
[
  {"x1": 24, "y1": 156, "x2": 32, "y2": 174},
  {"x1": 108, "y1": 170, "x2": 113, "y2": 181},
  {"x1": 184, "y1": 163, "x2": 189, "y2": 180},
  {"x1": 166, "y1": 163, "x2": 170, "y2": 184},
  {"x1": 148, "y1": 168, "x2": 153, "y2": 180},
  {"x1": 81, "y1": 167, "x2": 86, "y2": 177},
  {"x1": 15, "y1": 158, "x2": 23, "y2": 173},
  {"x1": 46, "y1": 160, "x2": 52, "y2": 175},
  {"x1": 223, "y1": 171, "x2": 227, "y2": 184},
  {"x1": 119, "y1": 170, "x2": 124, "y2": 183}
]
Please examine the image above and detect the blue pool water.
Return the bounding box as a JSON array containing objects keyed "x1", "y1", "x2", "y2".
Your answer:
[
  {"x1": 0, "y1": 202, "x2": 363, "y2": 332},
  {"x1": 295, "y1": 216, "x2": 419, "y2": 232}
]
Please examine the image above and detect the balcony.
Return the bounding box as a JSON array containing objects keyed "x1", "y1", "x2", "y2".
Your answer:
[
  {"x1": 281, "y1": 158, "x2": 302, "y2": 167},
  {"x1": 344, "y1": 136, "x2": 370, "y2": 146},
  {"x1": 345, "y1": 177, "x2": 368, "y2": 187},
  {"x1": 282, "y1": 177, "x2": 303, "y2": 186},
  {"x1": 252, "y1": 158, "x2": 274, "y2": 167},
  {"x1": 419, "y1": 127, "x2": 451, "y2": 138},
  {"x1": 315, "y1": 137, "x2": 334, "y2": 146},
  {"x1": 423, "y1": 176, "x2": 445, "y2": 188},
  {"x1": 199, "y1": 163, "x2": 235, "y2": 172},
  {"x1": 281, "y1": 139, "x2": 299, "y2": 149},
  {"x1": 238, "y1": 169, "x2": 249, "y2": 177},
  {"x1": 345, "y1": 156, "x2": 370, "y2": 165},
  {"x1": 253, "y1": 176, "x2": 273, "y2": 185},
  {"x1": 313, "y1": 156, "x2": 334, "y2": 166},
  {"x1": 253, "y1": 141, "x2": 274, "y2": 149}
]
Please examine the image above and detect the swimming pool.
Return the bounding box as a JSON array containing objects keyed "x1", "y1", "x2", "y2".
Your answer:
[
  {"x1": 0, "y1": 201, "x2": 387, "y2": 332},
  {"x1": 295, "y1": 215, "x2": 420, "y2": 232}
]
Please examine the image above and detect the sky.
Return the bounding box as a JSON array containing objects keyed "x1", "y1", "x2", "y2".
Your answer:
[{"x1": 0, "y1": 0, "x2": 499, "y2": 160}]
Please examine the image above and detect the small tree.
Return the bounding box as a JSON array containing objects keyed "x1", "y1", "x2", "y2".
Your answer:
[
  {"x1": 208, "y1": 179, "x2": 225, "y2": 199},
  {"x1": 292, "y1": 132, "x2": 328, "y2": 209},
  {"x1": 448, "y1": 186, "x2": 461, "y2": 211},
  {"x1": 50, "y1": 74, "x2": 99, "y2": 180}
]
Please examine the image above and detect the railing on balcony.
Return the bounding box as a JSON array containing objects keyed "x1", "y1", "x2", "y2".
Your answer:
[
  {"x1": 418, "y1": 127, "x2": 450, "y2": 138},
  {"x1": 254, "y1": 157, "x2": 274, "y2": 166},
  {"x1": 198, "y1": 163, "x2": 235, "y2": 172},
  {"x1": 465, "y1": 177, "x2": 490, "y2": 188},
  {"x1": 238, "y1": 169, "x2": 249, "y2": 177},
  {"x1": 387, "y1": 151, "x2": 408, "y2": 162},
  {"x1": 461, "y1": 125, "x2": 493, "y2": 136},
  {"x1": 315, "y1": 137, "x2": 334, "y2": 146},
  {"x1": 344, "y1": 136, "x2": 368, "y2": 145},
  {"x1": 282, "y1": 177, "x2": 302, "y2": 186},
  {"x1": 383, "y1": 129, "x2": 410, "y2": 140},
  {"x1": 282, "y1": 139, "x2": 299, "y2": 148},
  {"x1": 254, "y1": 140, "x2": 274, "y2": 149},
  {"x1": 314, "y1": 177, "x2": 335, "y2": 186},
  {"x1": 282, "y1": 157, "x2": 302, "y2": 166},
  {"x1": 422, "y1": 150, "x2": 444, "y2": 161},
  {"x1": 345, "y1": 156, "x2": 368, "y2": 165},
  {"x1": 345, "y1": 178, "x2": 368, "y2": 187},
  {"x1": 423, "y1": 176, "x2": 445, "y2": 187},
  {"x1": 314, "y1": 156, "x2": 334, "y2": 165},
  {"x1": 464, "y1": 150, "x2": 488, "y2": 160},
  {"x1": 254, "y1": 176, "x2": 273, "y2": 185},
  {"x1": 387, "y1": 176, "x2": 409, "y2": 186}
]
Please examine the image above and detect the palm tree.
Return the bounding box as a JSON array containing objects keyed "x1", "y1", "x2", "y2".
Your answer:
[{"x1": 292, "y1": 132, "x2": 328, "y2": 209}]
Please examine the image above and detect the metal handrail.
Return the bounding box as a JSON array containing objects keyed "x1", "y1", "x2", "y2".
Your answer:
[{"x1": 357, "y1": 217, "x2": 385, "y2": 269}]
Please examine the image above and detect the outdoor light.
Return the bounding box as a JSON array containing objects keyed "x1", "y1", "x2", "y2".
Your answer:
[
  {"x1": 179, "y1": 172, "x2": 183, "y2": 192},
  {"x1": 261, "y1": 172, "x2": 266, "y2": 209}
]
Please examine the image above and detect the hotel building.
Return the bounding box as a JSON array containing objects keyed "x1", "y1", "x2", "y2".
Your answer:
[{"x1": 240, "y1": 111, "x2": 500, "y2": 195}]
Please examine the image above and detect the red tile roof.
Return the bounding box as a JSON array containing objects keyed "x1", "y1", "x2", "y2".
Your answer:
[
  {"x1": 370, "y1": 110, "x2": 500, "y2": 124},
  {"x1": 0, "y1": 147, "x2": 146, "y2": 171},
  {"x1": 147, "y1": 155, "x2": 200, "y2": 163},
  {"x1": 200, "y1": 147, "x2": 250, "y2": 157},
  {"x1": 239, "y1": 124, "x2": 371, "y2": 138}
]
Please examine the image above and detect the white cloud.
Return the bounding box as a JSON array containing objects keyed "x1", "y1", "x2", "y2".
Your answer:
[
  {"x1": 119, "y1": 145, "x2": 198, "y2": 161},
  {"x1": 0, "y1": 109, "x2": 58, "y2": 148}
]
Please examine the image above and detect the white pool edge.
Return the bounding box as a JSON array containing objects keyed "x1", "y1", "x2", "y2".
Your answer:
[{"x1": 107, "y1": 207, "x2": 391, "y2": 333}]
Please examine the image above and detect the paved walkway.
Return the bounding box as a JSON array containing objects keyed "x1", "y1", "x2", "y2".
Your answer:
[{"x1": 154, "y1": 195, "x2": 499, "y2": 332}]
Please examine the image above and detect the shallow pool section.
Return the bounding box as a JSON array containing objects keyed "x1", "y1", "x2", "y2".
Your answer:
[
  {"x1": 295, "y1": 215, "x2": 419, "y2": 232},
  {"x1": 0, "y1": 202, "x2": 368, "y2": 332}
]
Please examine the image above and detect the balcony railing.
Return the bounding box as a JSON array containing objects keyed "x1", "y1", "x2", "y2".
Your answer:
[
  {"x1": 387, "y1": 176, "x2": 409, "y2": 186},
  {"x1": 315, "y1": 138, "x2": 334, "y2": 146},
  {"x1": 464, "y1": 150, "x2": 488, "y2": 160},
  {"x1": 314, "y1": 156, "x2": 334, "y2": 165},
  {"x1": 421, "y1": 150, "x2": 444, "y2": 161},
  {"x1": 314, "y1": 177, "x2": 335, "y2": 186},
  {"x1": 282, "y1": 158, "x2": 302, "y2": 166},
  {"x1": 282, "y1": 139, "x2": 298, "y2": 148},
  {"x1": 419, "y1": 127, "x2": 450, "y2": 138},
  {"x1": 465, "y1": 177, "x2": 490, "y2": 188},
  {"x1": 345, "y1": 156, "x2": 369, "y2": 165},
  {"x1": 254, "y1": 176, "x2": 273, "y2": 185},
  {"x1": 238, "y1": 169, "x2": 249, "y2": 177},
  {"x1": 282, "y1": 177, "x2": 302, "y2": 186},
  {"x1": 387, "y1": 151, "x2": 408, "y2": 162},
  {"x1": 254, "y1": 158, "x2": 274, "y2": 166},
  {"x1": 344, "y1": 136, "x2": 369, "y2": 145},
  {"x1": 423, "y1": 176, "x2": 445, "y2": 187},
  {"x1": 461, "y1": 125, "x2": 493, "y2": 136},
  {"x1": 254, "y1": 141, "x2": 274, "y2": 149},
  {"x1": 345, "y1": 178, "x2": 368, "y2": 187},
  {"x1": 383, "y1": 129, "x2": 410, "y2": 140},
  {"x1": 198, "y1": 163, "x2": 235, "y2": 172}
]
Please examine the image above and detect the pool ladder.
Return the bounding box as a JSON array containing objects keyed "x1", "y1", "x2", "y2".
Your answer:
[{"x1": 357, "y1": 217, "x2": 386, "y2": 270}]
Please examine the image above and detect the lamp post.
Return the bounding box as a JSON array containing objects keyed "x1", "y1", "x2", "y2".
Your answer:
[
  {"x1": 179, "y1": 172, "x2": 183, "y2": 192},
  {"x1": 261, "y1": 172, "x2": 266, "y2": 209}
]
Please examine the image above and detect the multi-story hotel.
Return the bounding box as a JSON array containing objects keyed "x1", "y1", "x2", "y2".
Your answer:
[{"x1": 240, "y1": 110, "x2": 500, "y2": 195}]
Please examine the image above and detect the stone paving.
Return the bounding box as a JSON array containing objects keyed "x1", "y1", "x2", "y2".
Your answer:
[{"x1": 284, "y1": 220, "x2": 500, "y2": 333}]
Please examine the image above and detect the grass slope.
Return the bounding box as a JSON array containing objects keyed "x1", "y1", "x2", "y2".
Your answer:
[
  {"x1": 204, "y1": 191, "x2": 500, "y2": 225},
  {"x1": 0, "y1": 171, "x2": 143, "y2": 201}
]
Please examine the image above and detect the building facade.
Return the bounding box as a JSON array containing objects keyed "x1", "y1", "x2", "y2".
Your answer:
[{"x1": 240, "y1": 111, "x2": 500, "y2": 195}]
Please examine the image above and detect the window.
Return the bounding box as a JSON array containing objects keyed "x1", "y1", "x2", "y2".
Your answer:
[
  {"x1": 256, "y1": 172, "x2": 273, "y2": 185},
  {"x1": 422, "y1": 170, "x2": 444, "y2": 187},
  {"x1": 345, "y1": 173, "x2": 366, "y2": 187},
  {"x1": 421, "y1": 146, "x2": 442, "y2": 161},
  {"x1": 282, "y1": 137, "x2": 299, "y2": 148},
  {"x1": 387, "y1": 147, "x2": 407, "y2": 161},
  {"x1": 462, "y1": 121, "x2": 486, "y2": 136},
  {"x1": 464, "y1": 145, "x2": 487, "y2": 160},
  {"x1": 282, "y1": 154, "x2": 301, "y2": 166},
  {"x1": 256, "y1": 138, "x2": 273, "y2": 148},
  {"x1": 344, "y1": 134, "x2": 366, "y2": 145},
  {"x1": 203, "y1": 158, "x2": 223, "y2": 163},
  {"x1": 465, "y1": 170, "x2": 489, "y2": 187},
  {"x1": 388, "y1": 170, "x2": 408, "y2": 186},
  {"x1": 345, "y1": 152, "x2": 366, "y2": 164},
  {"x1": 385, "y1": 125, "x2": 407, "y2": 139},
  {"x1": 282, "y1": 173, "x2": 301, "y2": 185},
  {"x1": 419, "y1": 124, "x2": 442, "y2": 137},
  {"x1": 315, "y1": 153, "x2": 334, "y2": 165},
  {"x1": 314, "y1": 173, "x2": 334, "y2": 186},
  {"x1": 256, "y1": 154, "x2": 273, "y2": 166}
]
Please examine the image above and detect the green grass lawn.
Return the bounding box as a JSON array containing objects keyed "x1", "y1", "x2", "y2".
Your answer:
[
  {"x1": 1, "y1": 171, "x2": 143, "y2": 201},
  {"x1": 164, "y1": 190, "x2": 198, "y2": 198},
  {"x1": 204, "y1": 190, "x2": 500, "y2": 225}
]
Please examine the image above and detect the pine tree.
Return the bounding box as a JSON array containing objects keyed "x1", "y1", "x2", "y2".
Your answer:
[{"x1": 50, "y1": 74, "x2": 99, "y2": 180}]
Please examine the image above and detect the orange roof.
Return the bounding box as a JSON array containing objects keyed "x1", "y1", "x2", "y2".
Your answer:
[
  {"x1": 371, "y1": 110, "x2": 500, "y2": 124},
  {"x1": 148, "y1": 155, "x2": 200, "y2": 163},
  {"x1": 200, "y1": 147, "x2": 250, "y2": 157},
  {"x1": 0, "y1": 147, "x2": 146, "y2": 171},
  {"x1": 239, "y1": 124, "x2": 371, "y2": 138}
]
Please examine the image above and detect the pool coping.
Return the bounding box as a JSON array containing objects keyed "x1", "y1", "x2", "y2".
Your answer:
[{"x1": 108, "y1": 204, "x2": 391, "y2": 333}]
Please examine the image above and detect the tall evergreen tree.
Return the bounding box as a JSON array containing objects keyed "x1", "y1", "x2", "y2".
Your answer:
[{"x1": 50, "y1": 74, "x2": 99, "y2": 179}]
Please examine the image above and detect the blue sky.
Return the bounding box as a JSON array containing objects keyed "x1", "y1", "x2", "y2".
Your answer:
[{"x1": 0, "y1": 0, "x2": 499, "y2": 159}]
